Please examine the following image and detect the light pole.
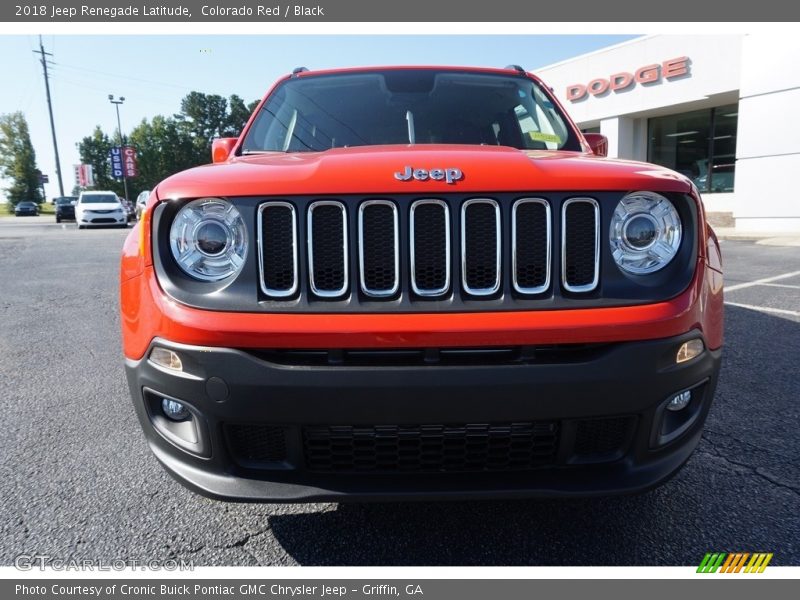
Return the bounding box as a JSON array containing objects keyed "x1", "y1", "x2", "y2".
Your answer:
[{"x1": 108, "y1": 94, "x2": 129, "y2": 202}]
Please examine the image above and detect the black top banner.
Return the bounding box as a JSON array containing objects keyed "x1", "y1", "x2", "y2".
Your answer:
[{"x1": 4, "y1": 0, "x2": 800, "y2": 22}]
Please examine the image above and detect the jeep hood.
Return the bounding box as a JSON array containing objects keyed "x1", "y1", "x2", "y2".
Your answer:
[{"x1": 155, "y1": 145, "x2": 692, "y2": 200}]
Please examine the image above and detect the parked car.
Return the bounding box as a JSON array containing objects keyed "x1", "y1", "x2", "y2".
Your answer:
[
  {"x1": 135, "y1": 190, "x2": 150, "y2": 220},
  {"x1": 14, "y1": 201, "x2": 39, "y2": 216},
  {"x1": 54, "y1": 196, "x2": 78, "y2": 223},
  {"x1": 75, "y1": 191, "x2": 127, "y2": 228},
  {"x1": 120, "y1": 198, "x2": 136, "y2": 223},
  {"x1": 121, "y1": 65, "x2": 723, "y2": 502}
]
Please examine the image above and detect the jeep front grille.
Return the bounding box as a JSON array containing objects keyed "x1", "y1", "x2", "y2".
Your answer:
[
  {"x1": 257, "y1": 194, "x2": 601, "y2": 303},
  {"x1": 562, "y1": 197, "x2": 600, "y2": 293},
  {"x1": 410, "y1": 199, "x2": 450, "y2": 296},
  {"x1": 513, "y1": 198, "x2": 551, "y2": 294},
  {"x1": 258, "y1": 202, "x2": 298, "y2": 297},
  {"x1": 461, "y1": 199, "x2": 500, "y2": 295},
  {"x1": 307, "y1": 201, "x2": 348, "y2": 297},
  {"x1": 359, "y1": 200, "x2": 399, "y2": 297}
]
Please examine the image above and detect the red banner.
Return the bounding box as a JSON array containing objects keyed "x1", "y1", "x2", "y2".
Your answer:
[
  {"x1": 122, "y1": 146, "x2": 138, "y2": 178},
  {"x1": 74, "y1": 164, "x2": 94, "y2": 187}
]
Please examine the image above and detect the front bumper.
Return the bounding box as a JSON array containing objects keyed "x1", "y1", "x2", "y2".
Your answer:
[
  {"x1": 125, "y1": 331, "x2": 721, "y2": 502},
  {"x1": 79, "y1": 213, "x2": 127, "y2": 226}
]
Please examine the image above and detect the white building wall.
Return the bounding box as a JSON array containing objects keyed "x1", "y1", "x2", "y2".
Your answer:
[
  {"x1": 730, "y1": 34, "x2": 800, "y2": 231},
  {"x1": 600, "y1": 117, "x2": 635, "y2": 158}
]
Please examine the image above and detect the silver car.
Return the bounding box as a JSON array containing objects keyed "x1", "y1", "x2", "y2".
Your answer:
[{"x1": 135, "y1": 190, "x2": 150, "y2": 221}]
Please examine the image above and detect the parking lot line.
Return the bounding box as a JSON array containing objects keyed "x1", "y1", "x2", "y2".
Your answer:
[
  {"x1": 724, "y1": 270, "x2": 800, "y2": 292},
  {"x1": 724, "y1": 301, "x2": 800, "y2": 318},
  {"x1": 758, "y1": 282, "x2": 800, "y2": 290}
]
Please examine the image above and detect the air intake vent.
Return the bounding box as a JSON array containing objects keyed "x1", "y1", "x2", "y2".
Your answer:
[
  {"x1": 358, "y1": 200, "x2": 399, "y2": 297},
  {"x1": 573, "y1": 416, "x2": 633, "y2": 462},
  {"x1": 562, "y1": 197, "x2": 600, "y2": 292},
  {"x1": 304, "y1": 421, "x2": 559, "y2": 473},
  {"x1": 225, "y1": 424, "x2": 288, "y2": 466},
  {"x1": 258, "y1": 202, "x2": 298, "y2": 297},
  {"x1": 410, "y1": 199, "x2": 450, "y2": 296},
  {"x1": 308, "y1": 201, "x2": 348, "y2": 297},
  {"x1": 461, "y1": 199, "x2": 501, "y2": 295}
]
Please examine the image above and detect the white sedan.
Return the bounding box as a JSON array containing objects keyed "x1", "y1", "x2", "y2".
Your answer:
[{"x1": 75, "y1": 191, "x2": 128, "y2": 229}]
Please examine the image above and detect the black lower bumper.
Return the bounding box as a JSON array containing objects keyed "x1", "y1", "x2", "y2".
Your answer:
[{"x1": 125, "y1": 331, "x2": 721, "y2": 502}]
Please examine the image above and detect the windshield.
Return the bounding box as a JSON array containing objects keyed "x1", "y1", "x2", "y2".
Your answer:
[
  {"x1": 56, "y1": 197, "x2": 77, "y2": 205},
  {"x1": 81, "y1": 194, "x2": 119, "y2": 204},
  {"x1": 241, "y1": 70, "x2": 580, "y2": 153}
]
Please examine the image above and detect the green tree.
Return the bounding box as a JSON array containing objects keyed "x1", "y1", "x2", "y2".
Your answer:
[
  {"x1": 0, "y1": 112, "x2": 43, "y2": 206},
  {"x1": 127, "y1": 115, "x2": 198, "y2": 196},
  {"x1": 177, "y1": 92, "x2": 259, "y2": 160},
  {"x1": 180, "y1": 91, "x2": 235, "y2": 138},
  {"x1": 223, "y1": 94, "x2": 252, "y2": 137},
  {"x1": 76, "y1": 126, "x2": 124, "y2": 196},
  {"x1": 74, "y1": 90, "x2": 260, "y2": 197}
]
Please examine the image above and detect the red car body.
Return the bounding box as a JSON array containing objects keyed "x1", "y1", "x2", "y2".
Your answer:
[{"x1": 121, "y1": 66, "x2": 723, "y2": 502}]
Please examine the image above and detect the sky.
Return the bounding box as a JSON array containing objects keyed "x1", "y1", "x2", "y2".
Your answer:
[{"x1": 0, "y1": 34, "x2": 637, "y2": 201}]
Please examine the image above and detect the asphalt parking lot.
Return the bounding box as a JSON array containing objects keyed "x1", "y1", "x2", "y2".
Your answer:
[{"x1": 0, "y1": 216, "x2": 797, "y2": 566}]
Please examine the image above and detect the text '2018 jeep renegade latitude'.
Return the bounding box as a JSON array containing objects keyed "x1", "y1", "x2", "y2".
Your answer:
[{"x1": 120, "y1": 66, "x2": 723, "y2": 502}]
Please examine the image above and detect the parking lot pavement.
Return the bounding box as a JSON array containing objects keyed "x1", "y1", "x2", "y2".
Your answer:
[{"x1": 0, "y1": 221, "x2": 797, "y2": 566}]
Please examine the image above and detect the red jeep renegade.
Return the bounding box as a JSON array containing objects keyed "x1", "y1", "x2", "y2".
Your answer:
[{"x1": 120, "y1": 66, "x2": 723, "y2": 501}]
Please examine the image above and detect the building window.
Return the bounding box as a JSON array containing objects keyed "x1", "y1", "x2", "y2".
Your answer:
[{"x1": 648, "y1": 104, "x2": 738, "y2": 193}]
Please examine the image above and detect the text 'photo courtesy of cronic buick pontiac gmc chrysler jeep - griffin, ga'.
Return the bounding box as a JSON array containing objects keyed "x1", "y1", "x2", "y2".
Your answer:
[{"x1": 120, "y1": 65, "x2": 724, "y2": 502}]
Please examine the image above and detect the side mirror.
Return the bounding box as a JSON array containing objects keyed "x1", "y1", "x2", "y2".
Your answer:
[
  {"x1": 584, "y1": 133, "x2": 608, "y2": 157},
  {"x1": 70, "y1": 200, "x2": 77, "y2": 206},
  {"x1": 212, "y1": 137, "x2": 238, "y2": 163}
]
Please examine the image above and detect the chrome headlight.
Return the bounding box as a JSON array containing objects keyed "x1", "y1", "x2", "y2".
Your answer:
[
  {"x1": 169, "y1": 198, "x2": 248, "y2": 281},
  {"x1": 609, "y1": 191, "x2": 682, "y2": 275}
]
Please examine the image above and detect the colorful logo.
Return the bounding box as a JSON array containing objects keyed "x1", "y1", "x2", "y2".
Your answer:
[{"x1": 697, "y1": 552, "x2": 773, "y2": 573}]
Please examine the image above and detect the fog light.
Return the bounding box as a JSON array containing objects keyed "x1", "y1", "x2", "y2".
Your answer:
[
  {"x1": 150, "y1": 347, "x2": 183, "y2": 371},
  {"x1": 666, "y1": 390, "x2": 692, "y2": 412},
  {"x1": 161, "y1": 398, "x2": 190, "y2": 421},
  {"x1": 676, "y1": 339, "x2": 704, "y2": 364}
]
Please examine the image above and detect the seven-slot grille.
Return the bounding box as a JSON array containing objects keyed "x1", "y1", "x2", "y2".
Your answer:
[{"x1": 257, "y1": 196, "x2": 600, "y2": 301}]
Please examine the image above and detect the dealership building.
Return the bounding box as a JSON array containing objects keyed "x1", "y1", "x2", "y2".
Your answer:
[{"x1": 537, "y1": 34, "x2": 799, "y2": 233}]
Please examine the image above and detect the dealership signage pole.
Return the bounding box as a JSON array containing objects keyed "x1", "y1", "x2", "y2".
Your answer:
[
  {"x1": 109, "y1": 94, "x2": 129, "y2": 202},
  {"x1": 33, "y1": 35, "x2": 65, "y2": 198}
]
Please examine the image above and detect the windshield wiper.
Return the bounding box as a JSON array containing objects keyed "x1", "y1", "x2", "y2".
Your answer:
[{"x1": 406, "y1": 110, "x2": 416, "y2": 145}]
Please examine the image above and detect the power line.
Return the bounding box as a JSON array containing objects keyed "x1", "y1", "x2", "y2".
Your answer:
[
  {"x1": 33, "y1": 35, "x2": 64, "y2": 197},
  {"x1": 50, "y1": 61, "x2": 222, "y2": 95}
]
